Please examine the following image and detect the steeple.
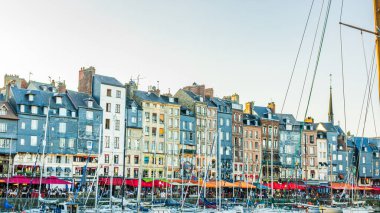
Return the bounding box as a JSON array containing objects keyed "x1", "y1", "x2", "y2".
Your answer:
[{"x1": 328, "y1": 74, "x2": 334, "y2": 124}]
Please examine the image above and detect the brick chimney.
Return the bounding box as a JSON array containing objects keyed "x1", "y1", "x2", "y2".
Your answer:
[
  {"x1": 304, "y1": 116, "x2": 314, "y2": 124},
  {"x1": 267, "y1": 102, "x2": 276, "y2": 114},
  {"x1": 78, "y1": 66, "x2": 96, "y2": 95},
  {"x1": 57, "y1": 81, "x2": 67, "y2": 93},
  {"x1": 244, "y1": 101, "x2": 254, "y2": 115}
]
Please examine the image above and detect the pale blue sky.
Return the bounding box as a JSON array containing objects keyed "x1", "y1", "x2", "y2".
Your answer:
[{"x1": 0, "y1": 0, "x2": 378, "y2": 136}]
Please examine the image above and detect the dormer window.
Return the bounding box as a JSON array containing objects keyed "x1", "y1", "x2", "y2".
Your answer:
[
  {"x1": 28, "y1": 94, "x2": 34, "y2": 101},
  {"x1": 56, "y1": 97, "x2": 62, "y2": 104},
  {"x1": 186, "y1": 110, "x2": 189, "y2": 115},
  {"x1": 131, "y1": 106, "x2": 137, "y2": 113},
  {"x1": 199, "y1": 97, "x2": 203, "y2": 102},
  {"x1": 169, "y1": 97, "x2": 174, "y2": 103},
  {"x1": 41, "y1": 86, "x2": 47, "y2": 91},
  {"x1": 88, "y1": 100, "x2": 93, "y2": 108},
  {"x1": 0, "y1": 106, "x2": 7, "y2": 115}
]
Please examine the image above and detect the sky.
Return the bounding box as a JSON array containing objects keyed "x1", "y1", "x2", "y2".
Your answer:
[{"x1": 0, "y1": 0, "x2": 379, "y2": 137}]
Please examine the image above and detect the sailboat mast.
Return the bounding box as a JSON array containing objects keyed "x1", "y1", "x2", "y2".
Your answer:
[
  {"x1": 38, "y1": 97, "x2": 51, "y2": 206},
  {"x1": 94, "y1": 124, "x2": 102, "y2": 209}
]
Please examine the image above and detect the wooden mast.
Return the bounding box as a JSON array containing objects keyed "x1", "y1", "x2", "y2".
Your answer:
[{"x1": 374, "y1": 0, "x2": 380, "y2": 100}]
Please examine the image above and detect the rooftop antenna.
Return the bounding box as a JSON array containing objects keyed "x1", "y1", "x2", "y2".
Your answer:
[
  {"x1": 48, "y1": 76, "x2": 52, "y2": 83},
  {"x1": 131, "y1": 74, "x2": 146, "y2": 87},
  {"x1": 28, "y1": 72, "x2": 33, "y2": 83},
  {"x1": 157, "y1": 81, "x2": 160, "y2": 90}
]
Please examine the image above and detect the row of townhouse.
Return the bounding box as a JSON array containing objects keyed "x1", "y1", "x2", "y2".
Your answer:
[{"x1": 0, "y1": 68, "x2": 379, "y2": 186}]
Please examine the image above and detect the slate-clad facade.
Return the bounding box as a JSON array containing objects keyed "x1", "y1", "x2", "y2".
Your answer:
[
  {"x1": 0, "y1": 101, "x2": 18, "y2": 175},
  {"x1": 67, "y1": 90, "x2": 103, "y2": 178}
]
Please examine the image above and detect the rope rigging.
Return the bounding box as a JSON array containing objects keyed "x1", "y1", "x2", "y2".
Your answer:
[
  {"x1": 303, "y1": 0, "x2": 333, "y2": 120},
  {"x1": 281, "y1": 0, "x2": 316, "y2": 113},
  {"x1": 295, "y1": 0, "x2": 325, "y2": 119},
  {"x1": 339, "y1": 0, "x2": 347, "y2": 133}
]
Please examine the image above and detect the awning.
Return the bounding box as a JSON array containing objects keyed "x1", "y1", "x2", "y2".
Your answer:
[
  {"x1": 65, "y1": 168, "x2": 71, "y2": 173},
  {"x1": 56, "y1": 167, "x2": 63, "y2": 172},
  {"x1": 234, "y1": 181, "x2": 256, "y2": 189}
]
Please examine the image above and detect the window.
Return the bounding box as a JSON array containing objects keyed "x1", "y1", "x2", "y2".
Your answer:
[
  {"x1": 114, "y1": 137, "x2": 120, "y2": 149},
  {"x1": 20, "y1": 138, "x2": 25, "y2": 145},
  {"x1": 116, "y1": 90, "x2": 121, "y2": 98},
  {"x1": 339, "y1": 164, "x2": 343, "y2": 171},
  {"x1": 105, "y1": 136, "x2": 110, "y2": 148},
  {"x1": 114, "y1": 155, "x2": 119, "y2": 164},
  {"x1": 159, "y1": 114, "x2": 164, "y2": 124},
  {"x1": 115, "y1": 104, "x2": 120, "y2": 113},
  {"x1": 220, "y1": 118, "x2": 224, "y2": 126},
  {"x1": 68, "y1": 139, "x2": 74, "y2": 148},
  {"x1": 55, "y1": 96, "x2": 62, "y2": 104},
  {"x1": 20, "y1": 105, "x2": 25, "y2": 113},
  {"x1": 59, "y1": 138, "x2": 65, "y2": 148},
  {"x1": 338, "y1": 154, "x2": 342, "y2": 160},
  {"x1": 115, "y1": 120, "x2": 120, "y2": 131},
  {"x1": 0, "y1": 123, "x2": 6, "y2": 132},
  {"x1": 31, "y1": 136, "x2": 37, "y2": 146},
  {"x1": 105, "y1": 154, "x2": 109, "y2": 163},
  {"x1": 189, "y1": 123, "x2": 193, "y2": 130},
  {"x1": 106, "y1": 89, "x2": 112, "y2": 97},
  {"x1": 106, "y1": 103, "x2": 111, "y2": 112},
  {"x1": 31, "y1": 106, "x2": 38, "y2": 114},
  {"x1": 363, "y1": 167, "x2": 366, "y2": 174},
  {"x1": 362, "y1": 157, "x2": 366, "y2": 163},
  {"x1": 59, "y1": 108, "x2": 66, "y2": 116},
  {"x1": 71, "y1": 111, "x2": 76, "y2": 117},
  {"x1": 86, "y1": 125, "x2": 92, "y2": 135},
  {"x1": 31, "y1": 120, "x2": 38, "y2": 130},
  {"x1": 333, "y1": 154, "x2": 336, "y2": 160},
  {"x1": 86, "y1": 141, "x2": 93, "y2": 150},
  {"x1": 0, "y1": 106, "x2": 7, "y2": 115},
  {"x1": 105, "y1": 119, "x2": 110, "y2": 129},
  {"x1": 263, "y1": 139, "x2": 266, "y2": 148},
  {"x1": 226, "y1": 132, "x2": 230, "y2": 140},
  {"x1": 88, "y1": 100, "x2": 93, "y2": 108},
  {"x1": 131, "y1": 116, "x2": 137, "y2": 123},
  {"x1": 43, "y1": 107, "x2": 48, "y2": 115},
  {"x1": 226, "y1": 119, "x2": 230, "y2": 126},
  {"x1": 145, "y1": 112, "x2": 150, "y2": 121},
  {"x1": 86, "y1": 111, "x2": 93, "y2": 120},
  {"x1": 59, "y1": 123, "x2": 66, "y2": 133}
]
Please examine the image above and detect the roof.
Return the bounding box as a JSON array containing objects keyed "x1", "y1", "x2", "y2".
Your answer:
[
  {"x1": 205, "y1": 98, "x2": 217, "y2": 107},
  {"x1": 183, "y1": 90, "x2": 203, "y2": 102},
  {"x1": 353, "y1": 137, "x2": 380, "y2": 151},
  {"x1": 180, "y1": 106, "x2": 195, "y2": 116},
  {"x1": 0, "y1": 101, "x2": 18, "y2": 120},
  {"x1": 276, "y1": 113, "x2": 299, "y2": 125},
  {"x1": 133, "y1": 90, "x2": 170, "y2": 105},
  {"x1": 66, "y1": 90, "x2": 102, "y2": 110},
  {"x1": 253, "y1": 106, "x2": 279, "y2": 120},
  {"x1": 10, "y1": 86, "x2": 76, "y2": 111},
  {"x1": 243, "y1": 113, "x2": 260, "y2": 126},
  {"x1": 27, "y1": 81, "x2": 56, "y2": 92},
  {"x1": 93, "y1": 74, "x2": 124, "y2": 87},
  {"x1": 0, "y1": 94, "x2": 4, "y2": 101},
  {"x1": 126, "y1": 97, "x2": 142, "y2": 110}
]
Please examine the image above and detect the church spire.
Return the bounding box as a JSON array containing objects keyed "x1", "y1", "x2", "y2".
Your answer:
[{"x1": 328, "y1": 74, "x2": 334, "y2": 124}]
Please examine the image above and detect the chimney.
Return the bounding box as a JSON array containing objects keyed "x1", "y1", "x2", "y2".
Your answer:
[
  {"x1": 78, "y1": 66, "x2": 96, "y2": 95},
  {"x1": 304, "y1": 116, "x2": 314, "y2": 124},
  {"x1": 148, "y1": 85, "x2": 160, "y2": 96},
  {"x1": 5, "y1": 80, "x2": 15, "y2": 100},
  {"x1": 231, "y1": 93, "x2": 239, "y2": 104},
  {"x1": 244, "y1": 101, "x2": 254, "y2": 115},
  {"x1": 267, "y1": 102, "x2": 276, "y2": 114},
  {"x1": 57, "y1": 81, "x2": 67, "y2": 93}
]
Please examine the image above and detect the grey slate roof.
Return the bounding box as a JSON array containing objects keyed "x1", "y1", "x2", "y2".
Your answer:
[
  {"x1": 276, "y1": 113, "x2": 299, "y2": 125},
  {"x1": 93, "y1": 74, "x2": 124, "y2": 87},
  {"x1": 183, "y1": 90, "x2": 203, "y2": 102},
  {"x1": 67, "y1": 90, "x2": 102, "y2": 110},
  {"x1": 27, "y1": 81, "x2": 56, "y2": 92},
  {"x1": 0, "y1": 101, "x2": 18, "y2": 120},
  {"x1": 133, "y1": 90, "x2": 175, "y2": 105},
  {"x1": 126, "y1": 97, "x2": 142, "y2": 110},
  {"x1": 253, "y1": 106, "x2": 279, "y2": 120},
  {"x1": 180, "y1": 106, "x2": 195, "y2": 116},
  {"x1": 11, "y1": 86, "x2": 76, "y2": 111}
]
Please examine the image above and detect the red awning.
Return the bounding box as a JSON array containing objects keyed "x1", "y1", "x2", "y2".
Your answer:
[{"x1": 43, "y1": 176, "x2": 71, "y2": 185}]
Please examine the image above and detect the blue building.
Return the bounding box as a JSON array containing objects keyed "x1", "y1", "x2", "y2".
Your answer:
[
  {"x1": 124, "y1": 97, "x2": 143, "y2": 179},
  {"x1": 9, "y1": 86, "x2": 78, "y2": 177},
  {"x1": 67, "y1": 90, "x2": 103, "y2": 177},
  {"x1": 0, "y1": 101, "x2": 18, "y2": 175},
  {"x1": 208, "y1": 97, "x2": 233, "y2": 181},
  {"x1": 277, "y1": 114, "x2": 301, "y2": 180},
  {"x1": 180, "y1": 106, "x2": 196, "y2": 179},
  {"x1": 354, "y1": 137, "x2": 380, "y2": 186}
]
